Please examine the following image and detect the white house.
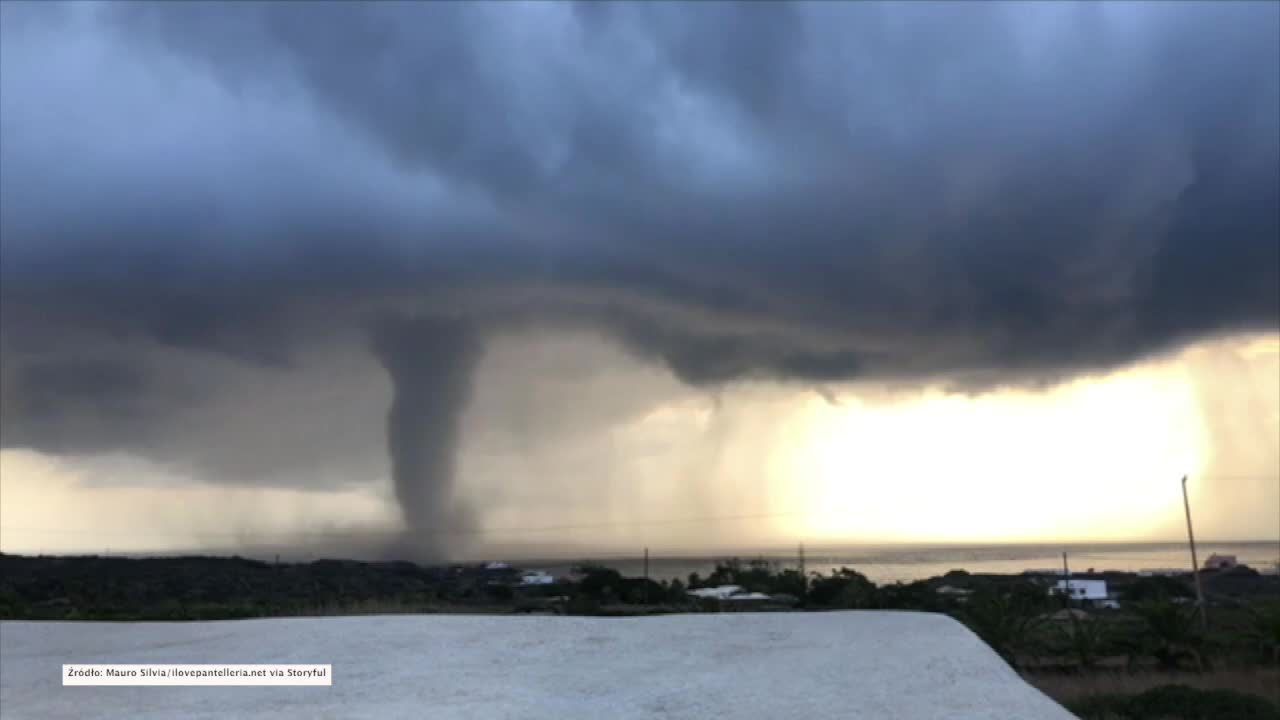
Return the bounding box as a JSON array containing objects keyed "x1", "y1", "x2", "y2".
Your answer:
[
  {"x1": 687, "y1": 585, "x2": 772, "y2": 602},
  {"x1": 725, "y1": 592, "x2": 772, "y2": 601},
  {"x1": 688, "y1": 585, "x2": 746, "y2": 600},
  {"x1": 519, "y1": 570, "x2": 555, "y2": 586},
  {"x1": 1049, "y1": 579, "x2": 1110, "y2": 605}
]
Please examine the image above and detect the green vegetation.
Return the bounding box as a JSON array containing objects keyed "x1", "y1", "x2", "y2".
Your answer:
[
  {"x1": 1130, "y1": 600, "x2": 1210, "y2": 671},
  {"x1": 1250, "y1": 603, "x2": 1280, "y2": 664},
  {"x1": 1053, "y1": 610, "x2": 1111, "y2": 671},
  {"x1": 957, "y1": 583, "x2": 1052, "y2": 666},
  {"x1": 692, "y1": 558, "x2": 807, "y2": 599},
  {"x1": 806, "y1": 568, "x2": 878, "y2": 609},
  {"x1": 572, "y1": 565, "x2": 666, "y2": 606},
  {"x1": 1067, "y1": 684, "x2": 1280, "y2": 720},
  {"x1": 0, "y1": 554, "x2": 476, "y2": 620},
  {"x1": 1123, "y1": 576, "x2": 1195, "y2": 605}
]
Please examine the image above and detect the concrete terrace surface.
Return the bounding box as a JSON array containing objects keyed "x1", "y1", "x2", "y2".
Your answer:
[{"x1": 1, "y1": 611, "x2": 1076, "y2": 720}]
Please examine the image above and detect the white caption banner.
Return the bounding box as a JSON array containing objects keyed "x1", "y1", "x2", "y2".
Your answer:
[{"x1": 63, "y1": 664, "x2": 332, "y2": 686}]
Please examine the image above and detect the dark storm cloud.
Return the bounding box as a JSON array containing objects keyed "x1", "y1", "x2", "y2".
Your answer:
[
  {"x1": 11, "y1": 359, "x2": 145, "y2": 426},
  {"x1": 1, "y1": 2, "x2": 1277, "y2": 550}
]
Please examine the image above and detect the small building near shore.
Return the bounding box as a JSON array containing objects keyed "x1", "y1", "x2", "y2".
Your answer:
[
  {"x1": 1138, "y1": 568, "x2": 1187, "y2": 577},
  {"x1": 688, "y1": 585, "x2": 774, "y2": 610},
  {"x1": 1049, "y1": 579, "x2": 1117, "y2": 608},
  {"x1": 1203, "y1": 554, "x2": 1238, "y2": 571},
  {"x1": 520, "y1": 570, "x2": 556, "y2": 585},
  {"x1": 688, "y1": 585, "x2": 747, "y2": 600},
  {"x1": 935, "y1": 585, "x2": 974, "y2": 600}
]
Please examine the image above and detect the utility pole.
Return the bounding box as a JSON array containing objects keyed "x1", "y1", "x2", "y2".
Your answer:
[
  {"x1": 798, "y1": 542, "x2": 807, "y2": 601},
  {"x1": 1061, "y1": 551, "x2": 1071, "y2": 609},
  {"x1": 1182, "y1": 475, "x2": 1208, "y2": 631},
  {"x1": 643, "y1": 547, "x2": 650, "y2": 606}
]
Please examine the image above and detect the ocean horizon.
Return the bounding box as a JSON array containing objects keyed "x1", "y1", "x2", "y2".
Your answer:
[
  {"x1": 9, "y1": 539, "x2": 1277, "y2": 586},
  {"x1": 505, "y1": 540, "x2": 1280, "y2": 585}
]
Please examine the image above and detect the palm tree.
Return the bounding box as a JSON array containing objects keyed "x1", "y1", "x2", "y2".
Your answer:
[
  {"x1": 1131, "y1": 599, "x2": 1208, "y2": 671},
  {"x1": 1247, "y1": 602, "x2": 1280, "y2": 665},
  {"x1": 1054, "y1": 611, "x2": 1109, "y2": 671},
  {"x1": 961, "y1": 589, "x2": 1046, "y2": 668}
]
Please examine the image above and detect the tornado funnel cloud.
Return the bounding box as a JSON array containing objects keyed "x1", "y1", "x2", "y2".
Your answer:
[{"x1": 371, "y1": 314, "x2": 481, "y2": 560}]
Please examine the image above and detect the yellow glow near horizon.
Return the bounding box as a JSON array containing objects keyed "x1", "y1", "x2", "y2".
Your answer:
[
  {"x1": 788, "y1": 360, "x2": 1209, "y2": 544},
  {"x1": 0, "y1": 450, "x2": 399, "y2": 555}
]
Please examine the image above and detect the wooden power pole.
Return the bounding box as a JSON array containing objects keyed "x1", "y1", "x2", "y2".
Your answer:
[
  {"x1": 643, "y1": 547, "x2": 650, "y2": 605},
  {"x1": 799, "y1": 542, "x2": 807, "y2": 601},
  {"x1": 1061, "y1": 551, "x2": 1071, "y2": 609},
  {"x1": 1182, "y1": 475, "x2": 1208, "y2": 631}
]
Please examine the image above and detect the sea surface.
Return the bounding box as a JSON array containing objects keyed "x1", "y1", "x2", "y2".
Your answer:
[{"x1": 516, "y1": 541, "x2": 1280, "y2": 585}]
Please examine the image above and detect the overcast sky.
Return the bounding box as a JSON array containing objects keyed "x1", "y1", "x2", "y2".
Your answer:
[{"x1": 1, "y1": 1, "x2": 1277, "y2": 558}]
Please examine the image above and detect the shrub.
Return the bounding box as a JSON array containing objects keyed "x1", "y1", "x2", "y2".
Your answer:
[
  {"x1": 1123, "y1": 576, "x2": 1195, "y2": 605},
  {"x1": 565, "y1": 594, "x2": 602, "y2": 616},
  {"x1": 807, "y1": 568, "x2": 876, "y2": 609},
  {"x1": 619, "y1": 578, "x2": 663, "y2": 605},
  {"x1": 575, "y1": 565, "x2": 623, "y2": 601},
  {"x1": 665, "y1": 578, "x2": 687, "y2": 604},
  {"x1": 876, "y1": 581, "x2": 940, "y2": 611},
  {"x1": 1249, "y1": 602, "x2": 1280, "y2": 664},
  {"x1": 1052, "y1": 611, "x2": 1111, "y2": 670},
  {"x1": 958, "y1": 586, "x2": 1047, "y2": 667},
  {"x1": 1067, "y1": 684, "x2": 1280, "y2": 720},
  {"x1": 483, "y1": 584, "x2": 514, "y2": 602},
  {"x1": 1132, "y1": 600, "x2": 1209, "y2": 671},
  {"x1": 0, "y1": 590, "x2": 27, "y2": 619}
]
